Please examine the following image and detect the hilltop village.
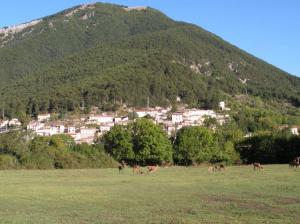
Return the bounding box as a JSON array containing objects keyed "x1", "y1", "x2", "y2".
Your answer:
[{"x1": 0, "y1": 102, "x2": 233, "y2": 144}]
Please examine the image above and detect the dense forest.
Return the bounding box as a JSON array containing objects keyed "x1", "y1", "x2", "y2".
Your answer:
[{"x1": 0, "y1": 2, "x2": 300, "y2": 121}]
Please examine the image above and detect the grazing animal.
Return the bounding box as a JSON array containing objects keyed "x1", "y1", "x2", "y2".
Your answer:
[
  {"x1": 147, "y1": 165, "x2": 159, "y2": 173},
  {"x1": 253, "y1": 163, "x2": 263, "y2": 171},
  {"x1": 208, "y1": 166, "x2": 217, "y2": 173},
  {"x1": 208, "y1": 164, "x2": 225, "y2": 173},
  {"x1": 289, "y1": 157, "x2": 300, "y2": 168},
  {"x1": 133, "y1": 165, "x2": 143, "y2": 175},
  {"x1": 289, "y1": 161, "x2": 299, "y2": 168},
  {"x1": 118, "y1": 161, "x2": 127, "y2": 173},
  {"x1": 218, "y1": 164, "x2": 225, "y2": 171},
  {"x1": 162, "y1": 162, "x2": 172, "y2": 168}
]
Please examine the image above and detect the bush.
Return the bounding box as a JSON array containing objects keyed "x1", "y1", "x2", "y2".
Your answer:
[
  {"x1": 0, "y1": 132, "x2": 118, "y2": 169},
  {"x1": 21, "y1": 152, "x2": 55, "y2": 169},
  {"x1": 0, "y1": 154, "x2": 18, "y2": 169},
  {"x1": 236, "y1": 133, "x2": 300, "y2": 164}
]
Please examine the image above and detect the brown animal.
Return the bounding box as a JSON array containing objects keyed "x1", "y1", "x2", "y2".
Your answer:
[
  {"x1": 208, "y1": 165, "x2": 225, "y2": 173},
  {"x1": 208, "y1": 166, "x2": 217, "y2": 173},
  {"x1": 253, "y1": 163, "x2": 263, "y2": 171},
  {"x1": 218, "y1": 164, "x2": 225, "y2": 171},
  {"x1": 147, "y1": 165, "x2": 159, "y2": 173},
  {"x1": 133, "y1": 165, "x2": 142, "y2": 175}
]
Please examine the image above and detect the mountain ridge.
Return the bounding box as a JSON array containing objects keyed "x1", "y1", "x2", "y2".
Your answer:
[{"x1": 0, "y1": 2, "x2": 299, "y2": 121}]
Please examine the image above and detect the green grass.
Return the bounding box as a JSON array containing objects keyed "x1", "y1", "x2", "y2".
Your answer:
[{"x1": 0, "y1": 165, "x2": 299, "y2": 224}]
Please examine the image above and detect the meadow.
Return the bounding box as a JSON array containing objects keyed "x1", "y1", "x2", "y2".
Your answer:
[{"x1": 0, "y1": 165, "x2": 299, "y2": 224}]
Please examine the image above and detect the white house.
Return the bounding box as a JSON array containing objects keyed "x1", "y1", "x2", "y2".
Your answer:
[
  {"x1": 219, "y1": 101, "x2": 230, "y2": 111},
  {"x1": 183, "y1": 109, "x2": 217, "y2": 124},
  {"x1": 79, "y1": 128, "x2": 97, "y2": 137},
  {"x1": 219, "y1": 101, "x2": 225, "y2": 110},
  {"x1": 135, "y1": 110, "x2": 148, "y2": 118},
  {"x1": 27, "y1": 121, "x2": 45, "y2": 131},
  {"x1": 0, "y1": 120, "x2": 9, "y2": 129},
  {"x1": 36, "y1": 128, "x2": 51, "y2": 136},
  {"x1": 67, "y1": 126, "x2": 77, "y2": 134},
  {"x1": 8, "y1": 118, "x2": 22, "y2": 126},
  {"x1": 50, "y1": 125, "x2": 65, "y2": 135},
  {"x1": 172, "y1": 113, "x2": 183, "y2": 124},
  {"x1": 73, "y1": 127, "x2": 97, "y2": 144},
  {"x1": 88, "y1": 114, "x2": 114, "y2": 124},
  {"x1": 100, "y1": 125, "x2": 112, "y2": 133},
  {"x1": 37, "y1": 114, "x2": 51, "y2": 122},
  {"x1": 291, "y1": 127, "x2": 299, "y2": 135}
]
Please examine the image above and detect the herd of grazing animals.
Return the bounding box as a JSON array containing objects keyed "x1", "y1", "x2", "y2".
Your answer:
[
  {"x1": 207, "y1": 164, "x2": 226, "y2": 173},
  {"x1": 289, "y1": 156, "x2": 300, "y2": 168},
  {"x1": 132, "y1": 164, "x2": 159, "y2": 174},
  {"x1": 117, "y1": 156, "x2": 300, "y2": 174}
]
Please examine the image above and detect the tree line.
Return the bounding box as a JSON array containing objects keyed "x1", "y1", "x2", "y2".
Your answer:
[
  {"x1": 0, "y1": 118, "x2": 299, "y2": 169},
  {"x1": 101, "y1": 118, "x2": 300, "y2": 166}
]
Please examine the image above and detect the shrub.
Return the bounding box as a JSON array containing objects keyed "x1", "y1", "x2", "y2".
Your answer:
[{"x1": 0, "y1": 154, "x2": 18, "y2": 169}]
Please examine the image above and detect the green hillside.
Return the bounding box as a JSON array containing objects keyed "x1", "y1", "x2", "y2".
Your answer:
[{"x1": 0, "y1": 2, "x2": 299, "y2": 120}]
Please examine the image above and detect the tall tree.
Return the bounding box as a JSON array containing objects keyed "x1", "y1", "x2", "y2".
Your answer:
[{"x1": 173, "y1": 126, "x2": 217, "y2": 165}]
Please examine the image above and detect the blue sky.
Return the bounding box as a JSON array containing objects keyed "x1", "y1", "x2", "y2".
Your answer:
[{"x1": 0, "y1": 0, "x2": 299, "y2": 77}]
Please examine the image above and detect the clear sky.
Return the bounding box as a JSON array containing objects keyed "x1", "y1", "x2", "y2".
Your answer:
[{"x1": 0, "y1": 0, "x2": 299, "y2": 77}]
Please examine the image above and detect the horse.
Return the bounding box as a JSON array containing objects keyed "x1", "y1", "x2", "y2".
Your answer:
[{"x1": 253, "y1": 162, "x2": 263, "y2": 171}]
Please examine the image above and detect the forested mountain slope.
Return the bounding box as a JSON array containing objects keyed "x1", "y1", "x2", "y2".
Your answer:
[{"x1": 0, "y1": 2, "x2": 299, "y2": 117}]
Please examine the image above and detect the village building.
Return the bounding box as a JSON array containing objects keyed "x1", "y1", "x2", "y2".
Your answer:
[
  {"x1": 36, "y1": 128, "x2": 52, "y2": 136},
  {"x1": 291, "y1": 127, "x2": 299, "y2": 135},
  {"x1": 74, "y1": 127, "x2": 97, "y2": 144},
  {"x1": 100, "y1": 125, "x2": 112, "y2": 133},
  {"x1": 88, "y1": 114, "x2": 114, "y2": 125},
  {"x1": 50, "y1": 125, "x2": 65, "y2": 135},
  {"x1": 8, "y1": 118, "x2": 21, "y2": 126},
  {"x1": 219, "y1": 101, "x2": 230, "y2": 111},
  {"x1": 172, "y1": 113, "x2": 183, "y2": 124},
  {"x1": 67, "y1": 126, "x2": 77, "y2": 134},
  {"x1": 0, "y1": 120, "x2": 9, "y2": 129},
  {"x1": 113, "y1": 116, "x2": 129, "y2": 125},
  {"x1": 24, "y1": 105, "x2": 230, "y2": 144},
  {"x1": 27, "y1": 121, "x2": 45, "y2": 131},
  {"x1": 37, "y1": 114, "x2": 51, "y2": 122}
]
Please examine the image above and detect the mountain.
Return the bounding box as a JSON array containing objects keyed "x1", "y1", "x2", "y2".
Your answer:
[{"x1": 0, "y1": 2, "x2": 299, "y2": 121}]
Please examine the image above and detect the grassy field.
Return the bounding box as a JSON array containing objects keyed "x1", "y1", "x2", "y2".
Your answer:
[{"x1": 0, "y1": 165, "x2": 299, "y2": 224}]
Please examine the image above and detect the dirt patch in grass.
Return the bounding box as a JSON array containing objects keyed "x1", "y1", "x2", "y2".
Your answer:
[
  {"x1": 246, "y1": 192, "x2": 300, "y2": 205},
  {"x1": 201, "y1": 195, "x2": 264, "y2": 208},
  {"x1": 200, "y1": 195, "x2": 286, "y2": 213},
  {"x1": 273, "y1": 197, "x2": 300, "y2": 205}
]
